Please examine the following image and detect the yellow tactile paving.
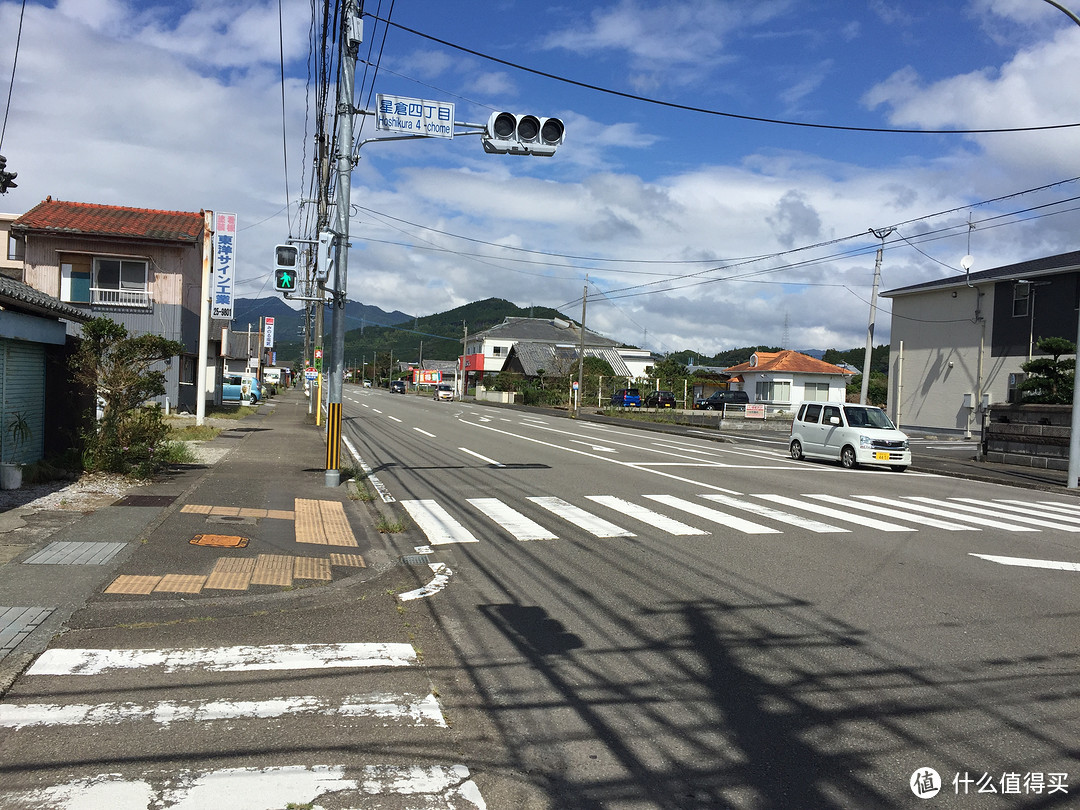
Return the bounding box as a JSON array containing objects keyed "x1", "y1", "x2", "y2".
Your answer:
[
  {"x1": 154, "y1": 574, "x2": 207, "y2": 594},
  {"x1": 294, "y1": 556, "x2": 332, "y2": 580},
  {"x1": 329, "y1": 553, "x2": 366, "y2": 568},
  {"x1": 294, "y1": 499, "x2": 358, "y2": 547},
  {"x1": 104, "y1": 575, "x2": 162, "y2": 595},
  {"x1": 251, "y1": 554, "x2": 295, "y2": 586},
  {"x1": 181, "y1": 504, "x2": 213, "y2": 515},
  {"x1": 204, "y1": 557, "x2": 256, "y2": 590},
  {"x1": 267, "y1": 509, "x2": 295, "y2": 520}
]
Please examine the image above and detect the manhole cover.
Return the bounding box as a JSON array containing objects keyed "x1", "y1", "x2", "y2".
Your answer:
[
  {"x1": 115, "y1": 494, "x2": 178, "y2": 507},
  {"x1": 190, "y1": 534, "x2": 249, "y2": 548},
  {"x1": 400, "y1": 554, "x2": 431, "y2": 566}
]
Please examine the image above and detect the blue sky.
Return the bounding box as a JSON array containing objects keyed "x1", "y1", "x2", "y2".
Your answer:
[{"x1": 3, "y1": 0, "x2": 1080, "y2": 355}]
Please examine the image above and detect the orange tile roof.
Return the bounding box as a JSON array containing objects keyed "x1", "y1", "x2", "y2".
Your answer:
[
  {"x1": 13, "y1": 197, "x2": 204, "y2": 243},
  {"x1": 724, "y1": 350, "x2": 853, "y2": 376}
]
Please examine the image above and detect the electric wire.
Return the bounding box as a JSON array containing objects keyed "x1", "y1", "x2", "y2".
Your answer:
[
  {"x1": 0, "y1": 0, "x2": 27, "y2": 150},
  {"x1": 366, "y1": 14, "x2": 1080, "y2": 136}
]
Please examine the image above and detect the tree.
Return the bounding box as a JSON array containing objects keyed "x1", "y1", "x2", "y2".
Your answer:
[
  {"x1": 70, "y1": 317, "x2": 184, "y2": 475},
  {"x1": 1017, "y1": 336, "x2": 1075, "y2": 404}
]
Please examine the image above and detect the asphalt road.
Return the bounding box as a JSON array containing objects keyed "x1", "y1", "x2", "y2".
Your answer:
[
  {"x1": 342, "y1": 387, "x2": 1079, "y2": 809},
  {"x1": 2, "y1": 388, "x2": 1075, "y2": 809}
]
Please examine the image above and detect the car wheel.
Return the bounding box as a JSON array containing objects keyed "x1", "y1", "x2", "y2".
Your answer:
[
  {"x1": 249, "y1": 393, "x2": 258, "y2": 405},
  {"x1": 789, "y1": 440, "x2": 803, "y2": 460},
  {"x1": 891, "y1": 465, "x2": 908, "y2": 472},
  {"x1": 705, "y1": 404, "x2": 716, "y2": 411},
  {"x1": 840, "y1": 445, "x2": 858, "y2": 469}
]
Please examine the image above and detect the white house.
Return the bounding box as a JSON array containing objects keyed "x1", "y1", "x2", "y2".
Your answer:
[{"x1": 723, "y1": 350, "x2": 853, "y2": 409}]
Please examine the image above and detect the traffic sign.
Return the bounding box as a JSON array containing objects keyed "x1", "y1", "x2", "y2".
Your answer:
[{"x1": 305, "y1": 367, "x2": 318, "y2": 381}]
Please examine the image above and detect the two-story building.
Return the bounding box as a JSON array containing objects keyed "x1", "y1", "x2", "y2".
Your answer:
[
  {"x1": 723, "y1": 350, "x2": 853, "y2": 408},
  {"x1": 10, "y1": 198, "x2": 225, "y2": 413},
  {"x1": 883, "y1": 250, "x2": 1080, "y2": 435},
  {"x1": 460, "y1": 317, "x2": 655, "y2": 386}
]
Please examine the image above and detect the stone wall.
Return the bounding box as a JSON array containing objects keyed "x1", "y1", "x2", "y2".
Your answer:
[{"x1": 984, "y1": 403, "x2": 1070, "y2": 471}]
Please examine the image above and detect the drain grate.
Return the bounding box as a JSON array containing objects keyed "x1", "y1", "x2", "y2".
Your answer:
[
  {"x1": 115, "y1": 494, "x2": 177, "y2": 507},
  {"x1": 400, "y1": 554, "x2": 431, "y2": 566},
  {"x1": 190, "y1": 534, "x2": 249, "y2": 548}
]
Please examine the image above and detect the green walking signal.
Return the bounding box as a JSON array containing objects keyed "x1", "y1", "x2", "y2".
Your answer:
[{"x1": 274, "y1": 244, "x2": 299, "y2": 293}]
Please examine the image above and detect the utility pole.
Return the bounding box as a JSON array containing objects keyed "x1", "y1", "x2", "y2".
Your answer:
[
  {"x1": 323, "y1": 0, "x2": 361, "y2": 487},
  {"x1": 575, "y1": 279, "x2": 587, "y2": 417},
  {"x1": 861, "y1": 227, "x2": 894, "y2": 405}
]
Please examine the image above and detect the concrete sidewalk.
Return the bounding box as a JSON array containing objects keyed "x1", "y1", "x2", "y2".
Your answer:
[{"x1": 0, "y1": 388, "x2": 397, "y2": 693}]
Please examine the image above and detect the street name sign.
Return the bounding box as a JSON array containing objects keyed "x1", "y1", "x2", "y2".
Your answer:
[{"x1": 376, "y1": 94, "x2": 454, "y2": 139}]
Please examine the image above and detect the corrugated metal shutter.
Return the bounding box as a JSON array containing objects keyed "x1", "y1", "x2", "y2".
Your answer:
[{"x1": 1, "y1": 340, "x2": 45, "y2": 464}]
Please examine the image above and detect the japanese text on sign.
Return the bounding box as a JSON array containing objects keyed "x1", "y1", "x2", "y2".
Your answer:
[
  {"x1": 212, "y1": 212, "x2": 237, "y2": 320},
  {"x1": 263, "y1": 317, "x2": 275, "y2": 349},
  {"x1": 376, "y1": 94, "x2": 454, "y2": 139}
]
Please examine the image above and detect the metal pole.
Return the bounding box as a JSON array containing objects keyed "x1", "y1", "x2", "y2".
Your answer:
[
  {"x1": 575, "y1": 280, "x2": 587, "y2": 417},
  {"x1": 195, "y1": 210, "x2": 213, "y2": 426},
  {"x1": 324, "y1": 0, "x2": 359, "y2": 487},
  {"x1": 861, "y1": 227, "x2": 894, "y2": 405}
]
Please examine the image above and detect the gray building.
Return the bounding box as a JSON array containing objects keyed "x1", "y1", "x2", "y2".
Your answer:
[{"x1": 883, "y1": 250, "x2": 1080, "y2": 435}]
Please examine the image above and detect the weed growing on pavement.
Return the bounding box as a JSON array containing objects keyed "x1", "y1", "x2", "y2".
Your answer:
[
  {"x1": 166, "y1": 424, "x2": 220, "y2": 442},
  {"x1": 349, "y1": 481, "x2": 375, "y2": 502},
  {"x1": 376, "y1": 517, "x2": 407, "y2": 533}
]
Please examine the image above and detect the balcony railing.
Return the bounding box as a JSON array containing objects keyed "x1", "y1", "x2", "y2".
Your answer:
[{"x1": 91, "y1": 287, "x2": 152, "y2": 307}]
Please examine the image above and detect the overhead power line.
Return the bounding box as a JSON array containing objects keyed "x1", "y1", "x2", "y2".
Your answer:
[{"x1": 365, "y1": 14, "x2": 1080, "y2": 136}]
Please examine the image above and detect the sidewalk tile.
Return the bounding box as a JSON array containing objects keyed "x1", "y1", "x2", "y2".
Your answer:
[
  {"x1": 294, "y1": 556, "x2": 332, "y2": 580},
  {"x1": 154, "y1": 574, "x2": 207, "y2": 594},
  {"x1": 104, "y1": 575, "x2": 162, "y2": 595},
  {"x1": 204, "y1": 557, "x2": 256, "y2": 590},
  {"x1": 251, "y1": 554, "x2": 294, "y2": 586}
]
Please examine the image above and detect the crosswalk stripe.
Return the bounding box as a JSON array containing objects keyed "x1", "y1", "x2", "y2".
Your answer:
[
  {"x1": 991, "y1": 499, "x2": 1080, "y2": 525},
  {"x1": 755, "y1": 494, "x2": 916, "y2": 532},
  {"x1": 852, "y1": 496, "x2": 1037, "y2": 531},
  {"x1": 401, "y1": 500, "x2": 479, "y2": 545},
  {"x1": 700, "y1": 494, "x2": 849, "y2": 533},
  {"x1": 1029, "y1": 499, "x2": 1080, "y2": 515},
  {"x1": 0, "y1": 692, "x2": 446, "y2": 730},
  {"x1": 803, "y1": 494, "x2": 980, "y2": 531},
  {"x1": 3, "y1": 764, "x2": 487, "y2": 810},
  {"x1": 467, "y1": 498, "x2": 558, "y2": 540},
  {"x1": 528, "y1": 497, "x2": 635, "y2": 537},
  {"x1": 26, "y1": 643, "x2": 417, "y2": 676},
  {"x1": 921, "y1": 497, "x2": 1080, "y2": 531},
  {"x1": 585, "y1": 496, "x2": 709, "y2": 536},
  {"x1": 644, "y1": 494, "x2": 780, "y2": 534}
]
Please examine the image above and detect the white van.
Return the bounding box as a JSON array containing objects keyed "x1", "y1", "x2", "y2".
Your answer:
[{"x1": 789, "y1": 402, "x2": 910, "y2": 472}]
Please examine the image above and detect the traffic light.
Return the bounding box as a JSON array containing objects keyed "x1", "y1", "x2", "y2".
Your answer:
[
  {"x1": 274, "y1": 244, "x2": 298, "y2": 292},
  {"x1": 0, "y1": 154, "x2": 17, "y2": 193},
  {"x1": 482, "y1": 112, "x2": 564, "y2": 157},
  {"x1": 315, "y1": 230, "x2": 334, "y2": 283}
]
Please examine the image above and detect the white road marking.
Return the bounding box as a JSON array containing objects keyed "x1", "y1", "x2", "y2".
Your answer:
[
  {"x1": 401, "y1": 500, "x2": 479, "y2": 544},
  {"x1": 701, "y1": 494, "x2": 850, "y2": 533},
  {"x1": 387, "y1": 415, "x2": 403, "y2": 423},
  {"x1": 917, "y1": 497, "x2": 1080, "y2": 531},
  {"x1": 970, "y1": 553, "x2": 1080, "y2": 572},
  {"x1": 3, "y1": 764, "x2": 487, "y2": 810},
  {"x1": 529, "y1": 497, "x2": 635, "y2": 538},
  {"x1": 979, "y1": 499, "x2": 1080, "y2": 526},
  {"x1": 852, "y1": 495, "x2": 1036, "y2": 531},
  {"x1": 460, "y1": 447, "x2": 503, "y2": 466},
  {"x1": 570, "y1": 439, "x2": 618, "y2": 453},
  {"x1": 803, "y1": 493, "x2": 979, "y2": 531},
  {"x1": 586, "y1": 495, "x2": 708, "y2": 536},
  {"x1": 414, "y1": 427, "x2": 436, "y2": 437},
  {"x1": 468, "y1": 498, "x2": 558, "y2": 540},
  {"x1": 0, "y1": 693, "x2": 446, "y2": 729},
  {"x1": 756, "y1": 494, "x2": 916, "y2": 532},
  {"x1": 399, "y1": 563, "x2": 454, "y2": 601},
  {"x1": 644, "y1": 495, "x2": 780, "y2": 535},
  {"x1": 27, "y1": 643, "x2": 417, "y2": 676}
]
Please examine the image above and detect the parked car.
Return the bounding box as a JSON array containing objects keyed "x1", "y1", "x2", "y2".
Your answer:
[
  {"x1": 362, "y1": 380, "x2": 372, "y2": 388},
  {"x1": 610, "y1": 388, "x2": 641, "y2": 407},
  {"x1": 434, "y1": 383, "x2": 454, "y2": 402},
  {"x1": 390, "y1": 380, "x2": 407, "y2": 394},
  {"x1": 643, "y1": 390, "x2": 676, "y2": 408},
  {"x1": 694, "y1": 390, "x2": 749, "y2": 410},
  {"x1": 789, "y1": 402, "x2": 911, "y2": 472},
  {"x1": 222, "y1": 374, "x2": 260, "y2": 405}
]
